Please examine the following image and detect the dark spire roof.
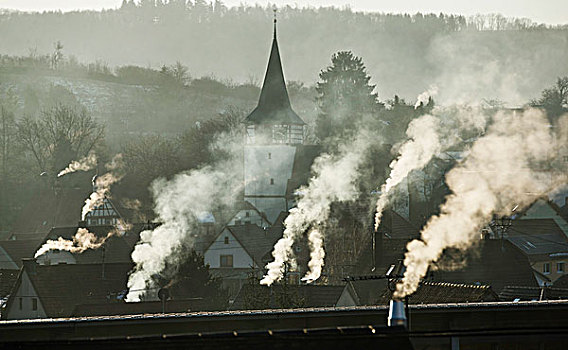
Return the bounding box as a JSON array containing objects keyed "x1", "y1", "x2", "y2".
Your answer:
[{"x1": 244, "y1": 19, "x2": 305, "y2": 125}]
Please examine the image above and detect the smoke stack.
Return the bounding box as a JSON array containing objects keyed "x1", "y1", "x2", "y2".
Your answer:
[{"x1": 388, "y1": 299, "x2": 407, "y2": 328}]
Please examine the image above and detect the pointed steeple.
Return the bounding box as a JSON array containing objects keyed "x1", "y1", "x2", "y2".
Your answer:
[{"x1": 244, "y1": 12, "x2": 304, "y2": 125}]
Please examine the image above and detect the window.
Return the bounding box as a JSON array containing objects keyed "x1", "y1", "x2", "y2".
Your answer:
[
  {"x1": 245, "y1": 211, "x2": 250, "y2": 217},
  {"x1": 557, "y1": 262, "x2": 565, "y2": 273},
  {"x1": 32, "y1": 298, "x2": 38, "y2": 311},
  {"x1": 270, "y1": 178, "x2": 274, "y2": 185},
  {"x1": 543, "y1": 262, "x2": 551, "y2": 274},
  {"x1": 268, "y1": 152, "x2": 272, "y2": 159},
  {"x1": 224, "y1": 237, "x2": 229, "y2": 245},
  {"x1": 220, "y1": 255, "x2": 233, "y2": 268}
]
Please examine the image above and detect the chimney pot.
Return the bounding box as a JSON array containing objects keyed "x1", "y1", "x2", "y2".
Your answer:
[{"x1": 388, "y1": 299, "x2": 407, "y2": 328}]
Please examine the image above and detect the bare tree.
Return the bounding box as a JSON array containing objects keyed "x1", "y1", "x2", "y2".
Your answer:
[{"x1": 17, "y1": 104, "x2": 105, "y2": 173}]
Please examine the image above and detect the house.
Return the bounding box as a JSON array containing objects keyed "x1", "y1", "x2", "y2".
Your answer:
[
  {"x1": 518, "y1": 199, "x2": 568, "y2": 237},
  {"x1": 507, "y1": 218, "x2": 568, "y2": 284},
  {"x1": 0, "y1": 237, "x2": 43, "y2": 269},
  {"x1": 225, "y1": 201, "x2": 272, "y2": 228},
  {"x1": 203, "y1": 224, "x2": 281, "y2": 298},
  {"x1": 2, "y1": 259, "x2": 133, "y2": 320}
]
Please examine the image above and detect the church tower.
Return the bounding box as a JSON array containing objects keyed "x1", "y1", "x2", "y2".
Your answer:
[{"x1": 243, "y1": 14, "x2": 305, "y2": 223}]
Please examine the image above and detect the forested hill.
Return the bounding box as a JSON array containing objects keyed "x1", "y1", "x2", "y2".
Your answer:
[{"x1": 0, "y1": 3, "x2": 567, "y2": 105}]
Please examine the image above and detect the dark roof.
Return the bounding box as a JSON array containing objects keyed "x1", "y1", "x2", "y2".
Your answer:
[
  {"x1": 508, "y1": 233, "x2": 568, "y2": 258},
  {"x1": 43, "y1": 224, "x2": 148, "y2": 264},
  {"x1": 499, "y1": 286, "x2": 568, "y2": 301},
  {"x1": 508, "y1": 218, "x2": 565, "y2": 236},
  {"x1": 244, "y1": 25, "x2": 304, "y2": 126},
  {"x1": 231, "y1": 284, "x2": 345, "y2": 310},
  {"x1": 225, "y1": 224, "x2": 280, "y2": 266},
  {"x1": 432, "y1": 240, "x2": 538, "y2": 292},
  {"x1": 0, "y1": 239, "x2": 44, "y2": 268},
  {"x1": 0, "y1": 269, "x2": 19, "y2": 298},
  {"x1": 378, "y1": 281, "x2": 498, "y2": 304},
  {"x1": 8, "y1": 261, "x2": 133, "y2": 318},
  {"x1": 355, "y1": 238, "x2": 538, "y2": 293},
  {"x1": 554, "y1": 274, "x2": 568, "y2": 289},
  {"x1": 71, "y1": 299, "x2": 216, "y2": 317}
]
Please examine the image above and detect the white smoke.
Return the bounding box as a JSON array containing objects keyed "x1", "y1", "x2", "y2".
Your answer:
[
  {"x1": 57, "y1": 152, "x2": 97, "y2": 177},
  {"x1": 81, "y1": 154, "x2": 124, "y2": 220},
  {"x1": 414, "y1": 85, "x2": 438, "y2": 109},
  {"x1": 374, "y1": 114, "x2": 442, "y2": 230},
  {"x1": 34, "y1": 227, "x2": 112, "y2": 258},
  {"x1": 261, "y1": 132, "x2": 374, "y2": 286},
  {"x1": 301, "y1": 228, "x2": 325, "y2": 283},
  {"x1": 395, "y1": 109, "x2": 568, "y2": 298},
  {"x1": 126, "y1": 133, "x2": 242, "y2": 302}
]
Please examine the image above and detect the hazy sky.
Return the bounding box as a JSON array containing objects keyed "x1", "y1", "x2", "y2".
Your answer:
[{"x1": 0, "y1": 0, "x2": 567, "y2": 25}]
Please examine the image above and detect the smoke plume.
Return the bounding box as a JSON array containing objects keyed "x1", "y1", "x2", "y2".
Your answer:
[
  {"x1": 301, "y1": 228, "x2": 325, "y2": 283},
  {"x1": 374, "y1": 114, "x2": 442, "y2": 230},
  {"x1": 57, "y1": 152, "x2": 97, "y2": 177},
  {"x1": 395, "y1": 109, "x2": 568, "y2": 298},
  {"x1": 34, "y1": 227, "x2": 112, "y2": 258},
  {"x1": 126, "y1": 133, "x2": 242, "y2": 302},
  {"x1": 261, "y1": 132, "x2": 374, "y2": 285},
  {"x1": 81, "y1": 154, "x2": 124, "y2": 220}
]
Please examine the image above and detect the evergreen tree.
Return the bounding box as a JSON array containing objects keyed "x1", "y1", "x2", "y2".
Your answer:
[
  {"x1": 531, "y1": 76, "x2": 568, "y2": 122},
  {"x1": 315, "y1": 51, "x2": 379, "y2": 141}
]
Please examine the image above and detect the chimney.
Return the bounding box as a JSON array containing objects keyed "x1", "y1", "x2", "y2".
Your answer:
[
  {"x1": 388, "y1": 299, "x2": 407, "y2": 328},
  {"x1": 22, "y1": 258, "x2": 38, "y2": 275},
  {"x1": 374, "y1": 210, "x2": 392, "y2": 269},
  {"x1": 78, "y1": 220, "x2": 87, "y2": 229}
]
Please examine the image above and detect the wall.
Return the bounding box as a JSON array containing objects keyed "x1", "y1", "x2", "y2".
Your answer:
[
  {"x1": 204, "y1": 229, "x2": 254, "y2": 269},
  {"x1": 6, "y1": 271, "x2": 47, "y2": 320}
]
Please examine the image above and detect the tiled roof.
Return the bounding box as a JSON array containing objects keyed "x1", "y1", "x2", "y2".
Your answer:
[
  {"x1": 0, "y1": 269, "x2": 19, "y2": 298},
  {"x1": 499, "y1": 286, "x2": 568, "y2": 301},
  {"x1": 71, "y1": 299, "x2": 216, "y2": 317},
  {"x1": 226, "y1": 224, "x2": 278, "y2": 267},
  {"x1": 355, "y1": 238, "x2": 538, "y2": 293},
  {"x1": 231, "y1": 284, "x2": 345, "y2": 310},
  {"x1": 508, "y1": 218, "x2": 565, "y2": 236},
  {"x1": 0, "y1": 239, "x2": 44, "y2": 268},
  {"x1": 16, "y1": 262, "x2": 133, "y2": 318},
  {"x1": 508, "y1": 233, "x2": 568, "y2": 258},
  {"x1": 377, "y1": 281, "x2": 498, "y2": 304}
]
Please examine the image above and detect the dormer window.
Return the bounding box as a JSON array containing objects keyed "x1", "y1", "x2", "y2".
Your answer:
[{"x1": 224, "y1": 237, "x2": 229, "y2": 244}]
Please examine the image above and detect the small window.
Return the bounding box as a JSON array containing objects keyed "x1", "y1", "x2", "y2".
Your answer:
[
  {"x1": 557, "y1": 262, "x2": 565, "y2": 273},
  {"x1": 19, "y1": 298, "x2": 22, "y2": 310},
  {"x1": 224, "y1": 237, "x2": 229, "y2": 245},
  {"x1": 543, "y1": 262, "x2": 551, "y2": 274},
  {"x1": 268, "y1": 152, "x2": 272, "y2": 159},
  {"x1": 270, "y1": 178, "x2": 274, "y2": 185},
  {"x1": 32, "y1": 298, "x2": 38, "y2": 311},
  {"x1": 245, "y1": 211, "x2": 250, "y2": 217},
  {"x1": 220, "y1": 255, "x2": 233, "y2": 267}
]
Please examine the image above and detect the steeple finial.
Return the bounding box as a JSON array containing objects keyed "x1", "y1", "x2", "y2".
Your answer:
[{"x1": 273, "y1": 6, "x2": 277, "y2": 38}]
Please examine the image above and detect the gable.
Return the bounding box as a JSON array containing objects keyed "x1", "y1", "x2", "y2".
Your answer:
[
  {"x1": 522, "y1": 200, "x2": 568, "y2": 237},
  {"x1": 204, "y1": 229, "x2": 255, "y2": 269},
  {"x1": 0, "y1": 246, "x2": 18, "y2": 270},
  {"x1": 5, "y1": 270, "x2": 47, "y2": 320}
]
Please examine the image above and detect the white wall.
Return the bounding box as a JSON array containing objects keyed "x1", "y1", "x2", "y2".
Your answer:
[
  {"x1": 244, "y1": 144, "x2": 296, "y2": 197},
  {"x1": 6, "y1": 271, "x2": 47, "y2": 320},
  {"x1": 227, "y1": 209, "x2": 270, "y2": 227},
  {"x1": 204, "y1": 229, "x2": 255, "y2": 269},
  {"x1": 36, "y1": 250, "x2": 76, "y2": 266}
]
